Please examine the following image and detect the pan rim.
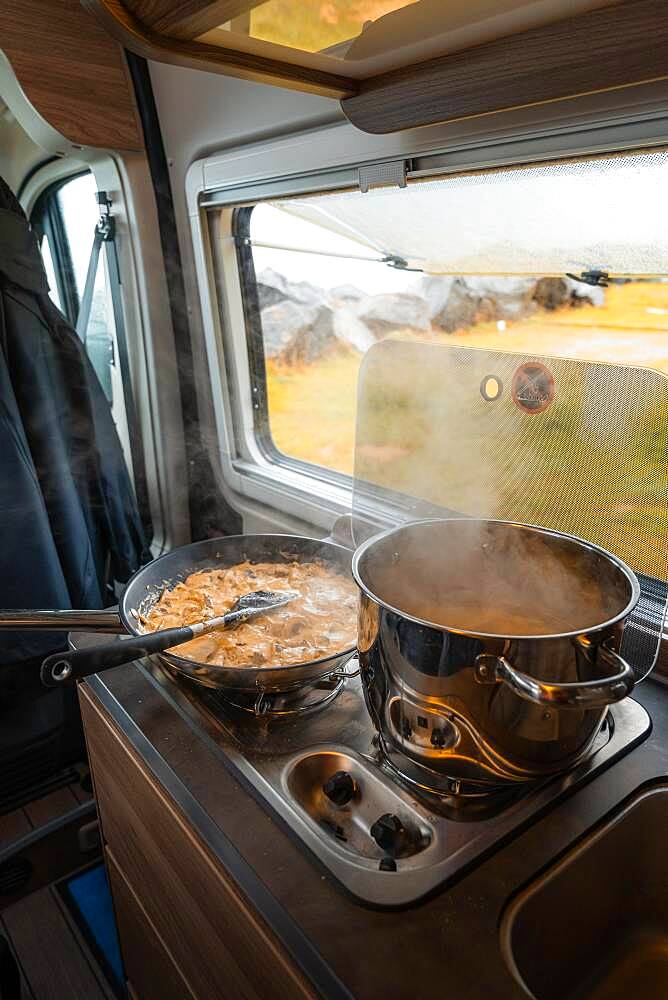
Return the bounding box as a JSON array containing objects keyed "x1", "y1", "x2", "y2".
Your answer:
[{"x1": 119, "y1": 534, "x2": 357, "y2": 679}]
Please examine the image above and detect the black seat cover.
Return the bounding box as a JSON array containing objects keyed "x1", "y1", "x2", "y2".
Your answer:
[{"x1": 0, "y1": 175, "x2": 150, "y2": 667}]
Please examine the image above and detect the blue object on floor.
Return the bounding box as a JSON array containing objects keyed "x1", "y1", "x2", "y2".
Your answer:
[{"x1": 62, "y1": 864, "x2": 125, "y2": 992}]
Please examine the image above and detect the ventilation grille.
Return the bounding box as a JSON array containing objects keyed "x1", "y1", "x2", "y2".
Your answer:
[{"x1": 0, "y1": 858, "x2": 32, "y2": 896}]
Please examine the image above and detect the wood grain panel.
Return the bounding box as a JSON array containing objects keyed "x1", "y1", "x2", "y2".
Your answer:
[
  {"x1": 106, "y1": 850, "x2": 196, "y2": 1000},
  {"x1": 0, "y1": 810, "x2": 31, "y2": 848},
  {"x1": 0, "y1": 0, "x2": 143, "y2": 150},
  {"x1": 79, "y1": 685, "x2": 316, "y2": 1000},
  {"x1": 84, "y1": 0, "x2": 356, "y2": 97},
  {"x1": 3, "y1": 887, "x2": 109, "y2": 1000},
  {"x1": 342, "y1": 0, "x2": 668, "y2": 133},
  {"x1": 128, "y1": 0, "x2": 266, "y2": 40},
  {"x1": 24, "y1": 786, "x2": 79, "y2": 828}
]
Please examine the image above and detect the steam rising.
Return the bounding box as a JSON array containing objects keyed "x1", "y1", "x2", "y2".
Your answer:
[
  {"x1": 353, "y1": 339, "x2": 668, "y2": 587},
  {"x1": 356, "y1": 520, "x2": 634, "y2": 637}
]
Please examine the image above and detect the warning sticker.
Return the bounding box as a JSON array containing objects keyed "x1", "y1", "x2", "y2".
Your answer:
[{"x1": 511, "y1": 362, "x2": 555, "y2": 415}]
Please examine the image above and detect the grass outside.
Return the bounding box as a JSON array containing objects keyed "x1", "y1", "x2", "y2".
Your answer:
[
  {"x1": 266, "y1": 281, "x2": 668, "y2": 478},
  {"x1": 250, "y1": 1, "x2": 413, "y2": 52}
]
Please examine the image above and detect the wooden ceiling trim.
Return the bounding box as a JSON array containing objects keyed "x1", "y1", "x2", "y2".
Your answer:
[
  {"x1": 0, "y1": 0, "x2": 143, "y2": 151},
  {"x1": 127, "y1": 1, "x2": 266, "y2": 40},
  {"x1": 341, "y1": 0, "x2": 668, "y2": 134},
  {"x1": 83, "y1": 0, "x2": 357, "y2": 98}
]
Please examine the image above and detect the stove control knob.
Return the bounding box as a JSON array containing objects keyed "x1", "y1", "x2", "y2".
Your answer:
[
  {"x1": 430, "y1": 728, "x2": 449, "y2": 749},
  {"x1": 370, "y1": 813, "x2": 407, "y2": 855},
  {"x1": 323, "y1": 771, "x2": 357, "y2": 807}
]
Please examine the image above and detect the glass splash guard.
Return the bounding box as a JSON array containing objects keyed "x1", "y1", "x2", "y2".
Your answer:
[{"x1": 352, "y1": 340, "x2": 668, "y2": 679}]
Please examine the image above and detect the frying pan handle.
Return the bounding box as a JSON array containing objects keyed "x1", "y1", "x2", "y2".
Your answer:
[
  {"x1": 0, "y1": 610, "x2": 124, "y2": 632},
  {"x1": 475, "y1": 643, "x2": 634, "y2": 709},
  {"x1": 40, "y1": 625, "x2": 196, "y2": 687}
]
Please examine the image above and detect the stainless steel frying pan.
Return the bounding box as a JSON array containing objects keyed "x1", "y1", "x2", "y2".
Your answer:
[{"x1": 0, "y1": 535, "x2": 357, "y2": 692}]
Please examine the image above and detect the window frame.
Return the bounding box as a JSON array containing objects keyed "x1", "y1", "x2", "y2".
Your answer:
[
  {"x1": 30, "y1": 170, "x2": 90, "y2": 326},
  {"x1": 26, "y1": 162, "x2": 157, "y2": 547},
  {"x1": 232, "y1": 203, "x2": 358, "y2": 494},
  {"x1": 190, "y1": 108, "x2": 668, "y2": 531}
]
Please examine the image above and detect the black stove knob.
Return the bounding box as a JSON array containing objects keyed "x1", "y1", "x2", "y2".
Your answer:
[
  {"x1": 370, "y1": 813, "x2": 407, "y2": 855},
  {"x1": 430, "y1": 728, "x2": 448, "y2": 749},
  {"x1": 379, "y1": 856, "x2": 397, "y2": 872},
  {"x1": 322, "y1": 771, "x2": 357, "y2": 807}
]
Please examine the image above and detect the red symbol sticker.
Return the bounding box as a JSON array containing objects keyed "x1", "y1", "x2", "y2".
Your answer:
[{"x1": 511, "y1": 362, "x2": 555, "y2": 415}]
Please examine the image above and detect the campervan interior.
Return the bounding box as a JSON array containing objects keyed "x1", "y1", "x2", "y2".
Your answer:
[{"x1": 1, "y1": 2, "x2": 668, "y2": 998}]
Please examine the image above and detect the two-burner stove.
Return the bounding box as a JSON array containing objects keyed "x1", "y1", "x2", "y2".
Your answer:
[{"x1": 137, "y1": 656, "x2": 650, "y2": 907}]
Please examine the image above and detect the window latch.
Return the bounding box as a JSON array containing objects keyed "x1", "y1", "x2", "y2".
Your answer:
[
  {"x1": 381, "y1": 254, "x2": 422, "y2": 273},
  {"x1": 95, "y1": 190, "x2": 115, "y2": 243},
  {"x1": 565, "y1": 269, "x2": 610, "y2": 287}
]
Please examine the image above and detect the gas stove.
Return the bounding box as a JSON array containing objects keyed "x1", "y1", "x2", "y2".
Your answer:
[{"x1": 137, "y1": 656, "x2": 650, "y2": 907}]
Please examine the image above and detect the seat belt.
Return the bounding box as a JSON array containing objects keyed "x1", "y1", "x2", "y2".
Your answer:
[
  {"x1": 75, "y1": 207, "x2": 103, "y2": 345},
  {"x1": 76, "y1": 192, "x2": 152, "y2": 543}
]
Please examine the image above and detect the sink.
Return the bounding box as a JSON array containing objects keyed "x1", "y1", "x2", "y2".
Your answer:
[
  {"x1": 283, "y1": 749, "x2": 433, "y2": 866},
  {"x1": 500, "y1": 783, "x2": 668, "y2": 999}
]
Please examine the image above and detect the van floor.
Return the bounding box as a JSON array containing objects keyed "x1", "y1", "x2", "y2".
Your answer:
[
  {"x1": 2, "y1": 883, "x2": 117, "y2": 999},
  {"x1": 1, "y1": 775, "x2": 117, "y2": 999},
  {"x1": 0, "y1": 779, "x2": 91, "y2": 845}
]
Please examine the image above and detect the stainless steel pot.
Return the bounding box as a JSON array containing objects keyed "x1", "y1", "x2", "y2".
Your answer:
[{"x1": 352, "y1": 519, "x2": 640, "y2": 793}]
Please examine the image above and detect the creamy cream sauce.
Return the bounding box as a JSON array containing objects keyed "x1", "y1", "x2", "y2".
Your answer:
[{"x1": 142, "y1": 560, "x2": 358, "y2": 666}]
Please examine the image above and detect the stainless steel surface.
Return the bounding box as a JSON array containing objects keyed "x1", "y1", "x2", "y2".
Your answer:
[
  {"x1": 0, "y1": 609, "x2": 124, "y2": 631},
  {"x1": 475, "y1": 643, "x2": 635, "y2": 709},
  {"x1": 284, "y1": 750, "x2": 433, "y2": 862},
  {"x1": 223, "y1": 675, "x2": 347, "y2": 718},
  {"x1": 149, "y1": 644, "x2": 356, "y2": 694},
  {"x1": 137, "y1": 656, "x2": 650, "y2": 907},
  {"x1": 500, "y1": 783, "x2": 668, "y2": 999},
  {"x1": 354, "y1": 519, "x2": 640, "y2": 790}
]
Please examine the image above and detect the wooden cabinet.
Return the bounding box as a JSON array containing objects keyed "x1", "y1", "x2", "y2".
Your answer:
[
  {"x1": 79, "y1": 686, "x2": 315, "y2": 1000},
  {"x1": 106, "y1": 851, "x2": 195, "y2": 1000}
]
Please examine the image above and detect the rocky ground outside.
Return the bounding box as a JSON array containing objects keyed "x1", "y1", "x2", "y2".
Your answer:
[
  {"x1": 257, "y1": 267, "x2": 606, "y2": 367},
  {"x1": 260, "y1": 277, "x2": 668, "y2": 475}
]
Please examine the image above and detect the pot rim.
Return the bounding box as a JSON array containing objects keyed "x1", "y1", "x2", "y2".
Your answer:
[{"x1": 352, "y1": 518, "x2": 641, "y2": 641}]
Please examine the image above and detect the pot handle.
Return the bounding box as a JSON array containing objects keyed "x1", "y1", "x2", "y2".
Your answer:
[{"x1": 475, "y1": 642, "x2": 635, "y2": 709}]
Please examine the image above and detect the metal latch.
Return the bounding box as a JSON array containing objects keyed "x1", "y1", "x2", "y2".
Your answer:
[
  {"x1": 565, "y1": 269, "x2": 610, "y2": 287},
  {"x1": 95, "y1": 190, "x2": 115, "y2": 243}
]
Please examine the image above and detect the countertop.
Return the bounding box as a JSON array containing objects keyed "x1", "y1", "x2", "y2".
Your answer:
[{"x1": 83, "y1": 665, "x2": 668, "y2": 999}]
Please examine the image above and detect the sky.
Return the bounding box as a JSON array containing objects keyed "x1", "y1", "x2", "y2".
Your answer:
[
  {"x1": 250, "y1": 202, "x2": 420, "y2": 295},
  {"x1": 57, "y1": 172, "x2": 100, "y2": 296}
]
